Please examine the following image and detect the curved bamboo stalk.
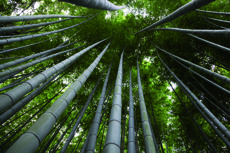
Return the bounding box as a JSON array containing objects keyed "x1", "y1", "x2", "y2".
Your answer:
[
  {"x1": 157, "y1": 54, "x2": 230, "y2": 141},
  {"x1": 167, "y1": 80, "x2": 218, "y2": 152},
  {"x1": 0, "y1": 44, "x2": 82, "y2": 83},
  {"x1": 151, "y1": 42, "x2": 230, "y2": 85},
  {"x1": 137, "y1": 58, "x2": 156, "y2": 153},
  {"x1": 103, "y1": 51, "x2": 124, "y2": 153},
  {"x1": 85, "y1": 59, "x2": 113, "y2": 153},
  {"x1": 188, "y1": 80, "x2": 230, "y2": 120},
  {"x1": 6, "y1": 41, "x2": 110, "y2": 153},
  {"x1": 200, "y1": 16, "x2": 230, "y2": 24},
  {"x1": 0, "y1": 15, "x2": 95, "y2": 45},
  {"x1": 174, "y1": 79, "x2": 230, "y2": 149},
  {"x1": 0, "y1": 38, "x2": 108, "y2": 114},
  {"x1": 136, "y1": 0, "x2": 215, "y2": 34},
  {"x1": 0, "y1": 36, "x2": 58, "y2": 54},
  {"x1": 197, "y1": 9, "x2": 230, "y2": 16},
  {"x1": 0, "y1": 34, "x2": 32, "y2": 38},
  {"x1": 0, "y1": 41, "x2": 78, "y2": 70},
  {"x1": 202, "y1": 18, "x2": 229, "y2": 29},
  {"x1": 61, "y1": 70, "x2": 103, "y2": 153},
  {"x1": 128, "y1": 68, "x2": 136, "y2": 153},
  {"x1": 171, "y1": 56, "x2": 230, "y2": 95},
  {"x1": 0, "y1": 18, "x2": 71, "y2": 34},
  {"x1": 190, "y1": 74, "x2": 230, "y2": 117},
  {"x1": 59, "y1": 0, "x2": 126, "y2": 11},
  {"x1": 0, "y1": 15, "x2": 87, "y2": 24},
  {"x1": 151, "y1": 28, "x2": 230, "y2": 37},
  {"x1": 0, "y1": 44, "x2": 86, "y2": 79},
  {"x1": 0, "y1": 56, "x2": 24, "y2": 60},
  {"x1": 0, "y1": 64, "x2": 70, "y2": 124}
]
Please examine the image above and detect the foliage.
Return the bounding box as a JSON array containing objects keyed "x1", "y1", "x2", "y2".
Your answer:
[{"x1": 0, "y1": 0, "x2": 230, "y2": 152}]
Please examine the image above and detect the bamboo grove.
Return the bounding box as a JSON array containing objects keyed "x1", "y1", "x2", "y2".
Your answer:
[{"x1": 0, "y1": 0, "x2": 230, "y2": 152}]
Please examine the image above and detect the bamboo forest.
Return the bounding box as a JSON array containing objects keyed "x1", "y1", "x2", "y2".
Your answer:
[{"x1": 1, "y1": 0, "x2": 230, "y2": 152}]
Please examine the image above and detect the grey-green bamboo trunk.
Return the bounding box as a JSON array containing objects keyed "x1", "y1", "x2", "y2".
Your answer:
[
  {"x1": 103, "y1": 51, "x2": 124, "y2": 153},
  {"x1": 201, "y1": 16, "x2": 230, "y2": 24},
  {"x1": 128, "y1": 68, "x2": 136, "y2": 153},
  {"x1": 151, "y1": 42, "x2": 230, "y2": 84},
  {"x1": 0, "y1": 14, "x2": 86, "y2": 23},
  {"x1": 85, "y1": 60, "x2": 113, "y2": 153},
  {"x1": 59, "y1": 0, "x2": 126, "y2": 11},
  {"x1": 158, "y1": 53, "x2": 230, "y2": 141},
  {"x1": 197, "y1": 9, "x2": 230, "y2": 16},
  {"x1": 151, "y1": 28, "x2": 230, "y2": 37},
  {"x1": 0, "y1": 18, "x2": 71, "y2": 34},
  {"x1": 0, "y1": 16, "x2": 95, "y2": 45},
  {"x1": 136, "y1": 0, "x2": 215, "y2": 34},
  {"x1": 0, "y1": 38, "x2": 108, "y2": 114},
  {"x1": 60, "y1": 69, "x2": 104, "y2": 153},
  {"x1": 137, "y1": 59, "x2": 156, "y2": 153},
  {"x1": 0, "y1": 36, "x2": 58, "y2": 54},
  {"x1": 0, "y1": 45, "x2": 84, "y2": 79},
  {"x1": 171, "y1": 57, "x2": 230, "y2": 95},
  {"x1": 0, "y1": 41, "x2": 78, "y2": 70},
  {"x1": 6, "y1": 41, "x2": 111, "y2": 153},
  {"x1": 167, "y1": 80, "x2": 218, "y2": 152},
  {"x1": 188, "y1": 34, "x2": 230, "y2": 53}
]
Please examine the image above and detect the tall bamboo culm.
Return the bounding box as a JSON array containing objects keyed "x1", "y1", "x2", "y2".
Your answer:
[
  {"x1": 128, "y1": 67, "x2": 136, "y2": 153},
  {"x1": 59, "y1": 0, "x2": 126, "y2": 11},
  {"x1": 6, "y1": 41, "x2": 111, "y2": 153},
  {"x1": 136, "y1": 0, "x2": 215, "y2": 34},
  {"x1": 157, "y1": 52, "x2": 230, "y2": 141},
  {"x1": 85, "y1": 58, "x2": 113, "y2": 153},
  {"x1": 0, "y1": 14, "x2": 87, "y2": 24},
  {"x1": 103, "y1": 51, "x2": 124, "y2": 153},
  {"x1": 0, "y1": 38, "x2": 107, "y2": 114},
  {"x1": 60, "y1": 69, "x2": 104, "y2": 153},
  {"x1": 137, "y1": 59, "x2": 156, "y2": 153}
]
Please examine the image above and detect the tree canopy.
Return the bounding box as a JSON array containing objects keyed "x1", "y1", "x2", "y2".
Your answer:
[{"x1": 0, "y1": 0, "x2": 230, "y2": 152}]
